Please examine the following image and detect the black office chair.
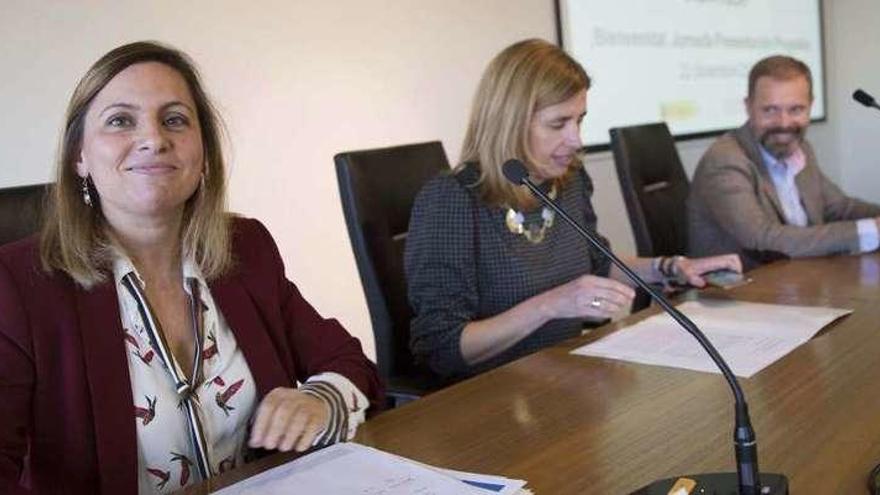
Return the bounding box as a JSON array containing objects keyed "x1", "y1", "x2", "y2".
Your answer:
[
  {"x1": 610, "y1": 122, "x2": 690, "y2": 257},
  {"x1": 610, "y1": 123, "x2": 690, "y2": 310},
  {"x1": 0, "y1": 183, "x2": 50, "y2": 246},
  {"x1": 334, "y1": 141, "x2": 449, "y2": 408}
]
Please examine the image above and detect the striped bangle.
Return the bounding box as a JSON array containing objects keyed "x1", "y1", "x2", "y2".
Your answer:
[
  {"x1": 654, "y1": 256, "x2": 683, "y2": 282},
  {"x1": 299, "y1": 380, "x2": 350, "y2": 447}
]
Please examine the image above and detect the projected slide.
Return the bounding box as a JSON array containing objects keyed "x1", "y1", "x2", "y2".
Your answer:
[{"x1": 558, "y1": 0, "x2": 825, "y2": 148}]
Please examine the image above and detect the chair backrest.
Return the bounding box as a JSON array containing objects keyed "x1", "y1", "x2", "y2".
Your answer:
[
  {"x1": 609, "y1": 123, "x2": 689, "y2": 257},
  {"x1": 0, "y1": 183, "x2": 50, "y2": 247},
  {"x1": 334, "y1": 142, "x2": 449, "y2": 388}
]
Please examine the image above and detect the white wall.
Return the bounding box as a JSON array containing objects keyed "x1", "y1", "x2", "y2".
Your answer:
[
  {"x1": 1, "y1": 1, "x2": 876, "y2": 362},
  {"x1": 0, "y1": 0, "x2": 556, "y2": 361},
  {"x1": 810, "y1": 0, "x2": 880, "y2": 199}
]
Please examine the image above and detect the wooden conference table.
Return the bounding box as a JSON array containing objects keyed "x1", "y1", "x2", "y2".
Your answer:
[{"x1": 186, "y1": 253, "x2": 880, "y2": 494}]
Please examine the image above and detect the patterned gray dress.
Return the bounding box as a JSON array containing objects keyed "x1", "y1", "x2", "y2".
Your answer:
[{"x1": 405, "y1": 164, "x2": 611, "y2": 380}]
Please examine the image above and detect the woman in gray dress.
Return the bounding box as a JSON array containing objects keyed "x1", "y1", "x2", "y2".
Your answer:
[{"x1": 405, "y1": 39, "x2": 740, "y2": 380}]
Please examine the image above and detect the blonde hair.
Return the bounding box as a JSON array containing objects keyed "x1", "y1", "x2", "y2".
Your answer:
[
  {"x1": 40, "y1": 41, "x2": 232, "y2": 288},
  {"x1": 458, "y1": 38, "x2": 591, "y2": 209}
]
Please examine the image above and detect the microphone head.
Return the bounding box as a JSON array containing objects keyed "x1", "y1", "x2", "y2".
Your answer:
[
  {"x1": 853, "y1": 89, "x2": 876, "y2": 107},
  {"x1": 502, "y1": 159, "x2": 529, "y2": 185}
]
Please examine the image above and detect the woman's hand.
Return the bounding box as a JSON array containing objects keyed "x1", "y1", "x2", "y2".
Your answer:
[
  {"x1": 249, "y1": 387, "x2": 330, "y2": 452},
  {"x1": 540, "y1": 274, "x2": 636, "y2": 320},
  {"x1": 673, "y1": 254, "x2": 742, "y2": 287}
]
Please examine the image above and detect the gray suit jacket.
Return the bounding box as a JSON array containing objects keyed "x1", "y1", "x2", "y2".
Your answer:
[{"x1": 687, "y1": 123, "x2": 880, "y2": 268}]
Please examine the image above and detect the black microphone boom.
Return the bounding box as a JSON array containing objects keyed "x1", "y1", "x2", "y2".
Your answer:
[
  {"x1": 853, "y1": 88, "x2": 880, "y2": 111},
  {"x1": 501, "y1": 158, "x2": 788, "y2": 495}
]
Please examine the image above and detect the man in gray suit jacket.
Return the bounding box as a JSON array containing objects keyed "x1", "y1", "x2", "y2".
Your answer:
[{"x1": 688, "y1": 55, "x2": 880, "y2": 269}]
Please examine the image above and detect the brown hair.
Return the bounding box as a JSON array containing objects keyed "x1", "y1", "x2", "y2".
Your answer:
[
  {"x1": 40, "y1": 41, "x2": 232, "y2": 288},
  {"x1": 457, "y1": 38, "x2": 591, "y2": 209},
  {"x1": 747, "y1": 55, "x2": 813, "y2": 100}
]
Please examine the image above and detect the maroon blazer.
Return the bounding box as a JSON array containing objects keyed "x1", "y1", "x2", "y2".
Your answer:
[{"x1": 0, "y1": 217, "x2": 382, "y2": 494}]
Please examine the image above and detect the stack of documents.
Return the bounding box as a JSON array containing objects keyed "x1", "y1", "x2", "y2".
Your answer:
[
  {"x1": 572, "y1": 300, "x2": 851, "y2": 378},
  {"x1": 214, "y1": 442, "x2": 531, "y2": 494}
]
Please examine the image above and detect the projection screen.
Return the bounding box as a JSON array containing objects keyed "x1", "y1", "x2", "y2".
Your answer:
[{"x1": 556, "y1": 0, "x2": 826, "y2": 149}]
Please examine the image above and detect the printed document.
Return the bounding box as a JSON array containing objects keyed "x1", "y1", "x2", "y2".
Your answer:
[
  {"x1": 572, "y1": 299, "x2": 851, "y2": 377},
  {"x1": 214, "y1": 442, "x2": 528, "y2": 495}
]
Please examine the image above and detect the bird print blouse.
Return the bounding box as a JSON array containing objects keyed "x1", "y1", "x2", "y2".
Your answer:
[{"x1": 112, "y1": 256, "x2": 368, "y2": 494}]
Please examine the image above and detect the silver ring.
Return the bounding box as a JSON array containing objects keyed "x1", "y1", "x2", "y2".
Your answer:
[{"x1": 590, "y1": 297, "x2": 602, "y2": 309}]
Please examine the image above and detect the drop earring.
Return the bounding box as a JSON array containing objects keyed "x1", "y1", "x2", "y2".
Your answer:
[{"x1": 81, "y1": 176, "x2": 93, "y2": 207}]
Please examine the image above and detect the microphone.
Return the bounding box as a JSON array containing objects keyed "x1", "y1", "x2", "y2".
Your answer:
[
  {"x1": 853, "y1": 89, "x2": 880, "y2": 111},
  {"x1": 502, "y1": 159, "x2": 788, "y2": 495}
]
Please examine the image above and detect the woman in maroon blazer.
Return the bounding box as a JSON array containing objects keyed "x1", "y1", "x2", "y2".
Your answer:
[{"x1": 0, "y1": 42, "x2": 382, "y2": 494}]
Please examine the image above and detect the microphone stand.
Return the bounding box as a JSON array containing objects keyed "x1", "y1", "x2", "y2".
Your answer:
[{"x1": 506, "y1": 161, "x2": 787, "y2": 494}]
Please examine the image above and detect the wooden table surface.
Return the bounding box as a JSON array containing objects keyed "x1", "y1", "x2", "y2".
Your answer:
[{"x1": 185, "y1": 253, "x2": 880, "y2": 494}]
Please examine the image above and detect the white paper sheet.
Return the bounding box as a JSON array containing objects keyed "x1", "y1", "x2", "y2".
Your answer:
[
  {"x1": 436, "y1": 467, "x2": 527, "y2": 494},
  {"x1": 213, "y1": 442, "x2": 526, "y2": 495},
  {"x1": 571, "y1": 300, "x2": 852, "y2": 378}
]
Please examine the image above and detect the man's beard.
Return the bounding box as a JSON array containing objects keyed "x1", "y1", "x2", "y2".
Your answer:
[{"x1": 759, "y1": 126, "x2": 805, "y2": 159}]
